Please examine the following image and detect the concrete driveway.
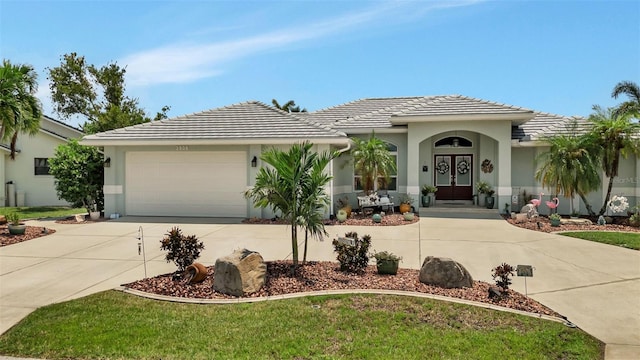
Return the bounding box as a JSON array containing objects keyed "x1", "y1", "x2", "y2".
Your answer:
[{"x1": 0, "y1": 215, "x2": 639, "y2": 359}]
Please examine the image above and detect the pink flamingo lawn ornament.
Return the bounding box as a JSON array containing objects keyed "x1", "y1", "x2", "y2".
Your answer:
[
  {"x1": 530, "y1": 192, "x2": 543, "y2": 208},
  {"x1": 546, "y1": 197, "x2": 559, "y2": 215}
]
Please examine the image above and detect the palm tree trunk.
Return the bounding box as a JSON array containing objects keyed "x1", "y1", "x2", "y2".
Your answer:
[
  {"x1": 579, "y1": 193, "x2": 597, "y2": 217},
  {"x1": 9, "y1": 131, "x2": 18, "y2": 160},
  {"x1": 598, "y1": 172, "x2": 616, "y2": 215},
  {"x1": 303, "y1": 230, "x2": 309, "y2": 265},
  {"x1": 291, "y1": 222, "x2": 298, "y2": 269}
]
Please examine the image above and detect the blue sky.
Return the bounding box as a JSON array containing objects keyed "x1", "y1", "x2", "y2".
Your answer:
[{"x1": 1, "y1": 0, "x2": 638, "y2": 127}]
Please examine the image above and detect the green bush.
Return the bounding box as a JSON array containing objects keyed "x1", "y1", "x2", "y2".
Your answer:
[
  {"x1": 332, "y1": 232, "x2": 371, "y2": 273},
  {"x1": 160, "y1": 227, "x2": 205, "y2": 272},
  {"x1": 5, "y1": 212, "x2": 20, "y2": 225}
]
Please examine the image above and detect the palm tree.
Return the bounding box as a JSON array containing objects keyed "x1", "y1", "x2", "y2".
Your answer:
[
  {"x1": 535, "y1": 121, "x2": 601, "y2": 216},
  {"x1": 588, "y1": 105, "x2": 640, "y2": 215},
  {"x1": 612, "y1": 80, "x2": 640, "y2": 119},
  {"x1": 351, "y1": 132, "x2": 397, "y2": 194},
  {"x1": 244, "y1": 141, "x2": 336, "y2": 269},
  {"x1": 271, "y1": 99, "x2": 307, "y2": 113},
  {"x1": 0, "y1": 59, "x2": 42, "y2": 159}
]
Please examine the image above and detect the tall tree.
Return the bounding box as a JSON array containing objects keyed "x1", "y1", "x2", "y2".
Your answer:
[
  {"x1": 244, "y1": 142, "x2": 336, "y2": 269},
  {"x1": 612, "y1": 80, "x2": 640, "y2": 119},
  {"x1": 351, "y1": 132, "x2": 397, "y2": 194},
  {"x1": 272, "y1": 99, "x2": 307, "y2": 113},
  {"x1": 47, "y1": 52, "x2": 169, "y2": 134},
  {"x1": 588, "y1": 105, "x2": 640, "y2": 215},
  {"x1": 535, "y1": 121, "x2": 601, "y2": 216},
  {"x1": 0, "y1": 59, "x2": 42, "y2": 159}
]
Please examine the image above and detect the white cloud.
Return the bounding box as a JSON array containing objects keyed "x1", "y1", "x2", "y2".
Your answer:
[{"x1": 121, "y1": 1, "x2": 482, "y2": 87}]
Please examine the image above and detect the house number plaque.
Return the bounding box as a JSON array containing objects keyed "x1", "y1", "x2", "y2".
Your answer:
[{"x1": 176, "y1": 146, "x2": 189, "y2": 151}]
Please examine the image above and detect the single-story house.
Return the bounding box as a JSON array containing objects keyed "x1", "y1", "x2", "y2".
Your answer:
[
  {"x1": 2, "y1": 115, "x2": 84, "y2": 207},
  {"x1": 81, "y1": 95, "x2": 639, "y2": 218}
]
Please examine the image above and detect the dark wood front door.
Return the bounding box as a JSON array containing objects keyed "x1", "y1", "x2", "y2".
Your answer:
[{"x1": 434, "y1": 155, "x2": 473, "y2": 201}]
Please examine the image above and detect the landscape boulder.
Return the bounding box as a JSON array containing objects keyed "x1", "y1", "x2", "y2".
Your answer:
[
  {"x1": 520, "y1": 204, "x2": 538, "y2": 219},
  {"x1": 419, "y1": 256, "x2": 473, "y2": 288},
  {"x1": 213, "y1": 249, "x2": 266, "y2": 296}
]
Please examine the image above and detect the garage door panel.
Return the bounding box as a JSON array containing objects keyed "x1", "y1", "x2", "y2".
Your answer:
[{"x1": 126, "y1": 151, "x2": 247, "y2": 217}]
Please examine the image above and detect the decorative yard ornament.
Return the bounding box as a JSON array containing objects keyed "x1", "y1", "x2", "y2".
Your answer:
[
  {"x1": 597, "y1": 215, "x2": 606, "y2": 225},
  {"x1": 546, "y1": 197, "x2": 559, "y2": 214},
  {"x1": 481, "y1": 159, "x2": 494, "y2": 173},
  {"x1": 608, "y1": 195, "x2": 629, "y2": 214}
]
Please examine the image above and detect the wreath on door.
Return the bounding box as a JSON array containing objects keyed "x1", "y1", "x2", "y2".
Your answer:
[
  {"x1": 436, "y1": 160, "x2": 450, "y2": 175},
  {"x1": 457, "y1": 159, "x2": 470, "y2": 174}
]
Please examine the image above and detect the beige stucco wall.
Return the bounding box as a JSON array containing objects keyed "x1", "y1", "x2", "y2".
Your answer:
[{"x1": 4, "y1": 130, "x2": 74, "y2": 207}]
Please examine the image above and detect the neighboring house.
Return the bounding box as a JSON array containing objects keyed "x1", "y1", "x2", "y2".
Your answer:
[
  {"x1": 2, "y1": 115, "x2": 84, "y2": 207},
  {"x1": 81, "y1": 95, "x2": 639, "y2": 218}
]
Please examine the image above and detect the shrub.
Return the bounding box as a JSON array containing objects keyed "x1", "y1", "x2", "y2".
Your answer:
[
  {"x1": 372, "y1": 251, "x2": 402, "y2": 265},
  {"x1": 630, "y1": 213, "x2": 640, "y2": 227},
  {"x1": 491, "y1": 263, "x2": 515, "y2": 291},
  {"x1": 160, "y1": 227, "x2": 205, "y2": 272},
  {"x1": 5, "y1": 212, "x2": 20, "y2": 225},
  {"x1": 332, "y1": 232, "x2": 371, "y2": 273}
]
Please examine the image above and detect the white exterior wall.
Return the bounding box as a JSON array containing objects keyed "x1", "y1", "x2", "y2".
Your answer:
[{"x1": 4, "y1": 131, "x2": 72, "y2": 206}]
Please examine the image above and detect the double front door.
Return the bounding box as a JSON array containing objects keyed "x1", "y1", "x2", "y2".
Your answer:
[{"x1": 434, "y1": 155, "x2": 473, "y2": 200}]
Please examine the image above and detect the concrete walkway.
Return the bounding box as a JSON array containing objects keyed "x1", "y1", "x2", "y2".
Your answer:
[{"x1": 1, "y1": 215, "x2": 639, "y2": 359}]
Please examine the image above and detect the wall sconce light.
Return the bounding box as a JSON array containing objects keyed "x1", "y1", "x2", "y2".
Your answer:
[
  {"x1": 422, "y1": 165, "x2": 428, "y2": 172},
  {"x1": 251, "y1": 156, "x2": 257, "y2": 168},
  {"x1": 104, "y1": 157, "x2": 111, "y2": 168}
]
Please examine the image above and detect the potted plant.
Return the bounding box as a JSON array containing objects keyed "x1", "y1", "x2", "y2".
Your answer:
[
  {"x1": 421, "y1": 184, "x2": 437, "y2": 207},
  {"x1": 398, "y1": 194, "x2": 413, "y2": 214},
  {"x1": 475, "y1": 180, "x2": 490, "y2": 207},
  {"x1": 6, "y1": 212, "x2": 26, "y2": 235},
  {"x1": 485, "y1": 189, "x2": 495, "y2": 209},
  {"x1": 549, "y1": 213, "x2": 562, "y2": 227},
  {"x1": 373, "y1": 251, "x2": 402, "y2": 275}
]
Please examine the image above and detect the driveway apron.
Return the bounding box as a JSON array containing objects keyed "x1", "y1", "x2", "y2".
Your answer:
[{"x1": 0, "y1": 216, "x2": 638, "y2": 359}]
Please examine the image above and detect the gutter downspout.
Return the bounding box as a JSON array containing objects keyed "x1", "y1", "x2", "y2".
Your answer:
[{"x1": 330, "y1": 141, "x2": 352, "y2": 216}]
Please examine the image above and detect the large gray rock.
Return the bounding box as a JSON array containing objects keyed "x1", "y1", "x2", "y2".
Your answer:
[
  {"x1": 419, "y1": 256, "x2": 473, "y2": 288},
  {"x1": 213, "y1": 249, "x2": 266, "y2": 296}
]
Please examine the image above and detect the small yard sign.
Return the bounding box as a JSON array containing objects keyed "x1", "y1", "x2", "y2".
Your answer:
[
  {"x1": 516, "y1": 264, "x2": 534, "y2": 297},
  {"x1": 517, "y1": 265, "x2": 533, "y2": 277},
  {"x1": 336, "y1": 237, "x2": 355, "y2": 246}
]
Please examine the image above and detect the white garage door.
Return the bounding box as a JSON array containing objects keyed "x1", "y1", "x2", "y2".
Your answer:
[{"x1": 125, "y1": 151, "x2": 247, "y2": 217}]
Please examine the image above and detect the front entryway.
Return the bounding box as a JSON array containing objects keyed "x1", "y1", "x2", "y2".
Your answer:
[{"x1": 434, "y1": 154, "x2": 473, "y2": 201}]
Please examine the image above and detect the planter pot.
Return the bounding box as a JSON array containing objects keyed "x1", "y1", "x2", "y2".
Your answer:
[
  {"x1": 336, "y1": 209, "x2": 348, "y2": 222},
  {"x1": 485, "y1": 196, "x2": 495, "y2": 209},
  {"x1": 89, "y1": 211, "x2": 100, "y2": 220},
  {"x1": 550, "y1": 218, "x2": 561, "y2": 227},
  {"x1": 421, "y1": 195, "x2": 431, "y2": 207},
  {"x1": 403, "y1": 212, "x2": 415, "y2": 221},
  {"x1": 8, "y1": 223, "x2": 26, "y2": 235},
  {"x1": 399, "y1": 203, "x2": 411, "y2": 214},
  {"x1": 376, "y1": 259, "x2": 399, "y2": 275}
]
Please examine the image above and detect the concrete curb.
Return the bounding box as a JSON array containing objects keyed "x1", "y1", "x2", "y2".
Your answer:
[{"x1": 117, "y1": 286, "x2": 570, "y2": 325}]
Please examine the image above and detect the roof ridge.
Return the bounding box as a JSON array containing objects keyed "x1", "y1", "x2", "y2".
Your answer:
[{"x1": 42, "y1": 114, "x2": 84, "y2": 133}]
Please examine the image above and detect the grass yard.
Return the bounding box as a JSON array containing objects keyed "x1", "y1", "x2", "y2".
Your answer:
[
  {"x1": 560, "y1": 231, "x2": 640, "y2": 250},
  {"x1": 0, "y1": 291, "x2": 603, "y2": 360},
  {"x1": 0, "y1": 206, "x2": 85, "y2": 220}
]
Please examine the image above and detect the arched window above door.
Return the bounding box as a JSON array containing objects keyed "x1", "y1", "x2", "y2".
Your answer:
[{"x1": 435, "y1": 136, "x2": 472, "y2": 148}]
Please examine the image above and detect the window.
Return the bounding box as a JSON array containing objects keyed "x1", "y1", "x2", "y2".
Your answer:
[
  {"x1": 34, "y1": 158, "x2": 50, "y2": 175},
  {"x1": 354, "y1": 142, "x2": 398, "y2": 191}
]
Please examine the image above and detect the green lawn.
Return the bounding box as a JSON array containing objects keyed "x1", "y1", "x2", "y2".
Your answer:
[
  {"x1": 0, "y1": 206, "x2": 85, "y2": 220},
  {"x1": 0, "y1": 291, "x2": 603, "y2": 360},
  {"x1": 560, "y1": 231, "x2": 640, "y2": 250}
]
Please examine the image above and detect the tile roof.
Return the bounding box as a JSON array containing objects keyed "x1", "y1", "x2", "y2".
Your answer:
[
  {"x1": 305, "y1": 95, "x2": 535, "y2": 129},
  {"x1": 82, "y1": 101, "x2": 346, "y2": 143},
  {"x1": 513, "y1": 112, "x2": 589, "y2": 141}
]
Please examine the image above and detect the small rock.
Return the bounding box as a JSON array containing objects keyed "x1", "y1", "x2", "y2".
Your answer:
[
  {"x1": 75, "y1": 214, "x2": 85, "y2": 222},
  {"x1": 488, "y1": 286, "x2": 503, "y2": 299}
]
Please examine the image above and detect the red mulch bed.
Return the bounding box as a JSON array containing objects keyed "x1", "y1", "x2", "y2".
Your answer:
[
  {"x1": 124, "y1": 261, "x2": 560, "y2": 318},
  {"x1": 0, "y1": 225, "x2": 56, "y2": 247},
  {"x1": 504, "y1": 215, "x2": 640, "y2": 233},
  {"x1": 243, "y1": 212, "x2": 419, "y2": 226}
]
